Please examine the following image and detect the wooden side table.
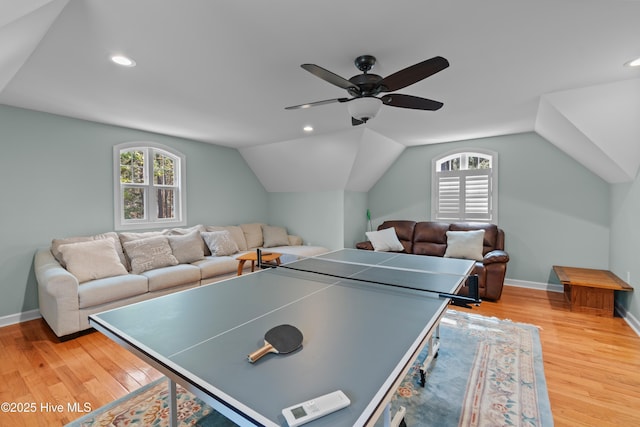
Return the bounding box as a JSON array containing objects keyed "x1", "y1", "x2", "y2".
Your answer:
[
  {"x1": 236, "y1": 252, "x2": 281, "y2": 275},
  {"x1": 553, "y1": 265, "x2": 633, "y2": 317}
]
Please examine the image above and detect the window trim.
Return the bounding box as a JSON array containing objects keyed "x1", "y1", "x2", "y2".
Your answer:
[
  {"x1": 113, "y1": 142, "x2": 187, "y2": 230},
  {"x1": 431, "y1": 148, "x2": 498, "y2": 224}
]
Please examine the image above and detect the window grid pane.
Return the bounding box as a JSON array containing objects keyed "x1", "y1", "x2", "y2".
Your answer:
[
  {"x1": 120, "y1": 150, "x2": 146, "y2": 184},
  {"x1": 122, "y1": 187, "x2": 145, "y2": 220},
  {"x1": 156, "y1": 188, "x2": 176, "y2": 219},
  {"x1": 154, "y1": 153, "x2": 176, "y2": 186}
]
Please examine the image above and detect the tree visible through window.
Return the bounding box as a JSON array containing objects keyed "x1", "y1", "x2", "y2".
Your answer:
[
  {"x1": 114, "y1": 143, "x2": 186, "y2": 230},
  {"x1": 431, "y1": 150, "x2": 497, "y2": 223}
]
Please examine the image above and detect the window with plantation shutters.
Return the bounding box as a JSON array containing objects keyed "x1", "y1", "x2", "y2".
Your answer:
[{"x1": 431, "y1": 150, "x2": 497, "y2": 223}]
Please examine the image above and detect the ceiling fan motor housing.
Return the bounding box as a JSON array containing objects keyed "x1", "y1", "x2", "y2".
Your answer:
[
  {"x1": 349, "y1": 55, "x2": 386, "y2": 97},
  {"x1": 348, "y1": 74, "x2": 384, "y2": 97}
]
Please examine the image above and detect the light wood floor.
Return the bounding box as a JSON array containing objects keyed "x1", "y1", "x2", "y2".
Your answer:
[{"x1": 1, "y1": 286, "x2": 639, "y2": 426}]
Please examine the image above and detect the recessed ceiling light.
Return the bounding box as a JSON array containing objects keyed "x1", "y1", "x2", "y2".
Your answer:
[
  {"x1": 303, "y1": 125, "x2": 313, "y2": 132},
  {"x1": 111, "y1": 55, "x2": 136, "y2": 67},
  {"x1": 624, "y1": 57, "x2": 640, "y2": 67}
]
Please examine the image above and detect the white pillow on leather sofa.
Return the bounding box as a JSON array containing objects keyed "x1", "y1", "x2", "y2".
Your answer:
[
  {"x1": 444, "y1": 229, "x2": 485, "y2": 261},
  {"x1": 366, "y1": 227, "x2": 404, "y2": 252}
]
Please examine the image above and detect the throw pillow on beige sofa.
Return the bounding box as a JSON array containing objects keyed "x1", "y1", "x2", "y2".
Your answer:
[
  {"x1": 58, "y1": 238, "x2": 128, "y2": 283},
  {"x1": 123, "y1": 236, "x2": 179, "y2": 274}
]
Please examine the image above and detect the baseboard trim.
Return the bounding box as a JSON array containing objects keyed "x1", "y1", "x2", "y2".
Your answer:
[
  {"x1": 505, "y1": 278, "x2": 564, "y2": 293},
  {"x1": 615, "y1": 301, "x2": 640, "y2": 336},
  {"x1": 0, "y1": 309, "x2": 41, "y2": 328}
]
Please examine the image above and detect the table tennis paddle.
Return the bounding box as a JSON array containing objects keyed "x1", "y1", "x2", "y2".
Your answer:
[{"x1": 247, "y1": 324, "x2": 303, "y2": 363}]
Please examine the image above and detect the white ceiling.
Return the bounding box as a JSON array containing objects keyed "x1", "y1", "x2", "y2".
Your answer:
[{"x1": 1, "y1": 0, "x2": 639, "y2": 191}]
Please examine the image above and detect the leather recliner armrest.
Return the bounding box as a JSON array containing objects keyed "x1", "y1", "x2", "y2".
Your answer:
[
  {"x1": 483, "y1": 249, "x2": 509, "y2": 264},
  {"x1": 355, "y1": 241, "x2": 374, "y2": 250}
]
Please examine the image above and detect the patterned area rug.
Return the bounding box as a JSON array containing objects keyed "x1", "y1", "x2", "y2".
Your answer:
[
  {"x1": 382, "y1": 309, "x2": 553, "y2": 427},
  {"x1": 67, "y1": 310, "x2": 552, "y2": 427},
  {"x1": 66, "y1": 379, "x2": 234, "y2": 427}
]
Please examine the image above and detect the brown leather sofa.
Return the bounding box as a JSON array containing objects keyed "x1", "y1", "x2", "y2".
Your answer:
[{"x1": 356, "y1": 220, "x2": 509, "y2": 300}]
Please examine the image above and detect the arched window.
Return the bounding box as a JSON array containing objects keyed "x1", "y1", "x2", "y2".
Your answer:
[
  {"x1": 113, "y1": 142, "x2": 186, "y2": 230},
  {"x1": 431, "y1": 149, "x2": 498, "y2": 223}
]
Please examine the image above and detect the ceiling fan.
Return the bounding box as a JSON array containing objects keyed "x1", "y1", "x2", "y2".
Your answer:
[{"x1": 285, "y1": 54, "x2": 449, "y2": 126}]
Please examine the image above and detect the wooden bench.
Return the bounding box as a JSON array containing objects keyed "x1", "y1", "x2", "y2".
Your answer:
[{"x1": 553, "y1": 266, "x2": 633, "y2": 317}]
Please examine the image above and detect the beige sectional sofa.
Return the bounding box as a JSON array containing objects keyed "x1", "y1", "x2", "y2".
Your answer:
[{"x1": 34, "y1": 223, "x2": 329, "y2": 338}]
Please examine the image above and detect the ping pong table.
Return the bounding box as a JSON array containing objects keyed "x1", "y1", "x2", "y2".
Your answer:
[{"x1": 89, "y1": 248, "x2": 476, "y2": 427}]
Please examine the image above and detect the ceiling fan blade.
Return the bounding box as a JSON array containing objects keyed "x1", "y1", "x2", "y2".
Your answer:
[
  {"x1": 301, "y1": 64, "x2": 359, "y2": 91},
  {"x1": 351, "y1": 117, "x2": 365, "y2": 126},
  {"x1": 285, "y1": 98, "x2": 350, "y2": 110},
  {"x1": 379, "y1": 56, "x2": 449, "y2": 92},
  {"x1": 381, "y1": 94, "x2": 443, "y2": 111}
]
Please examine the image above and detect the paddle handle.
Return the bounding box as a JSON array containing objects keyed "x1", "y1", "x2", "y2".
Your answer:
[{"x1": 248, "y1": 342, "x2": 275, "y2": 363}]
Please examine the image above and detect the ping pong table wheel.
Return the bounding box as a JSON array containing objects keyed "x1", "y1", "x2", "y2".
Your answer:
[{"x1": 400, "y1": 418, "x2": 407, "y2": 427}]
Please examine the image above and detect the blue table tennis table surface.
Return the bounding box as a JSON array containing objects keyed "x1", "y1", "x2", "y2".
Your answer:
[{"x1": 89, "y1": 249, "x2": 475, "y2": 427}]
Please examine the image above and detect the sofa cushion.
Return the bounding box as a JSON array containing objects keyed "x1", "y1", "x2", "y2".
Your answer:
[
  {"x1": 192, "y1": 256, "x2": 242, "y2": 279},
  {"x1": 142, "y1": 264, "x2": 201, "y2": 292},
  {"x1": 240, "y1": 223, "x2": 265, "y2": 249},
  {"x1": 58, "y1": 239, "x2": 128, "y2": 283},
  {"x1": 206, "y1": 225, "x2": 248, "y2": 252},
  {"x1": 412, "y1": 222, "x2": 450, "y2": 256},
  {"x1": 167, "y1": 230, "x2": 205, "y2": 264},
  {"x1": 262, "y1": 225, "x2": 290, "y2": 248},
  {"x1": 123, "y1": 236, "x2": 179, "y2": 274},
  {"x1": 288, "y1": 235, "x2": 303, "y2": 246},
  {"x1": 165, "y1": 224, "x2": 206, "y2": 236},
  {"x1": 119, "y1": 230, "x2": 165, "y2": 244},
  {"x1": 52, "y1": 231, "x2": 126, "y2": 269},
  {"x1": 78, "y1": 274, "x2": 148, "y2": 309},
  {"x1": 355, "y1": 240, "x2": 374, "y2": 251},
  {"x1": 201, "y1": 230, "x2": 239, "y2": 256},
  {"x1": 444, "y1": 230, "x2": 485, "y2": 261},
  {"x1": 366, "y1": 227, "x2": 404, "y2": 252}
]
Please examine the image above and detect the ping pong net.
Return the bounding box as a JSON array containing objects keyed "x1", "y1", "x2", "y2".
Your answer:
[{"x1": 256, "y1": 249, "x2": 481, "y2": 308}]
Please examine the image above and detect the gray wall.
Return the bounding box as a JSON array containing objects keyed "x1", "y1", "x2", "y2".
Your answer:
[
  {"x1": 343, "y1": 191, "x2": 368, "y2": 248},
  {"x1": 367, "y1": 132, "x2": 610, "y2": 284},
  {"x1": 266, "y1": 190, "x2": 368, "y2": 251},
  {"x1": 610, "y1": 175, "x2": 640, "y2": 321},
  {"x1": 0, "y1": 105, "x2": 268, "y2": 319},
  {"x1": 267, "y1": 191, "x2": 344, "y2": 249}
]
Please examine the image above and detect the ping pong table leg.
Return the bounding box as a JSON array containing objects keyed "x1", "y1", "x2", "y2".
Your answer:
[
  {"x1": 419, "y1": 324, "x2": 440, "y2": 387},
  {"x1": 168, "y1": 378, "x2": 177, "y2": 427}
]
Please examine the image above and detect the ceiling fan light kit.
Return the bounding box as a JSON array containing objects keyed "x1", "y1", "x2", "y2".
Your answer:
[
  {"x1": 347, "y1": 97, "x2": 382, "y2": 123},
  {"x1": 286, "y1": 54, "x2": 449, "y2": 126}
]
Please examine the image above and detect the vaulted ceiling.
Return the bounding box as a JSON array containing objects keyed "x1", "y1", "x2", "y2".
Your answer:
[{"x1": 2, "y1": 0, "x2": 639, "y2": 191}]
